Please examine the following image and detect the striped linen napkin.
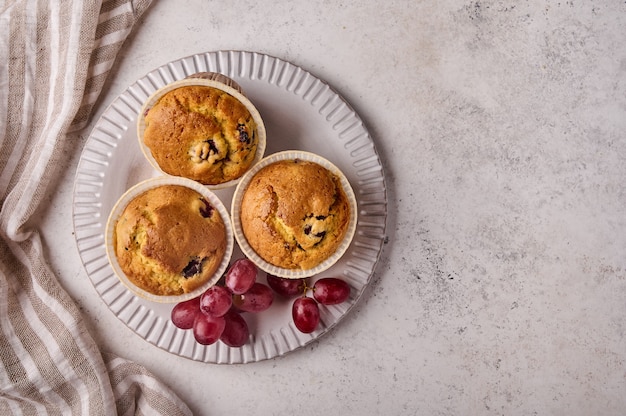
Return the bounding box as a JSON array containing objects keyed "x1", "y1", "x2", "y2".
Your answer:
[{"x1": 0, "y1": 1, "x2": 192, "y2": 415}]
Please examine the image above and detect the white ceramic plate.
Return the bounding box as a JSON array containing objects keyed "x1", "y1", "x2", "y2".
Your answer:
[{"x1": 72, "y1": 50, "x2": 387, "y2": 364}]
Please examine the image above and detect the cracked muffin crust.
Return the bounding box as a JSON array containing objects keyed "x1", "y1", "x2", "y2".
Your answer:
[
  {"x1": 239, "y1": 159, "x2": 351, "y2": 270},
  {"x1": 113, "y1": 185, "x2": 227, "y2": 296},
  {"x1": 142, "y1": 85, "x2": 259, "y2": 185}
]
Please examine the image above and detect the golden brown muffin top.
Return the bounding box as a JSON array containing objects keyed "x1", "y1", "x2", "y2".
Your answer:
[
  {"x1": 240, "y1": 159, "x2": 351, "y2": 270},
  {"x1": 143, "y1": 85, "x2": 258, "y2": 185},
  {"x1": 114, "y1": 185, "x2": 227, "y2": 295}
]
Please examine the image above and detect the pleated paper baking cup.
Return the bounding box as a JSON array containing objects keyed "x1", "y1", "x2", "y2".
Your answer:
[
  {"x1": 231, "y1": 150, "x2": 358, "y2": 279},
  {"x1": 105, "y1": 176, "x2": 234, "y2": 303},
  {"x1": 137, "y1": 73, "x2": 266, "y2": 189}
]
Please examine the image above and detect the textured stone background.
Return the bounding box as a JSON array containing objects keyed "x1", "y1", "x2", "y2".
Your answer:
[{"x1": 43, "y1": 1, "x2": 626, "y2": 414}]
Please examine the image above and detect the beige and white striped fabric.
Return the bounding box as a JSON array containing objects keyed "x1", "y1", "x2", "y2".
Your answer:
[{"x1": 0, "y1": 1, "x2": 192, "y2": 415}]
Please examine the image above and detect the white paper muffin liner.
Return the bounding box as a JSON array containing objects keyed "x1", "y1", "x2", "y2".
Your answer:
[
  {"x1": 105, "y1": 176, "x2": 234, "y2": 303},
  {"x1": 136, "y1": 73, "x2": 267, "y2": 190},
  {"x1": 231, "y1": 150, "x2": 358, "y2": 279}
]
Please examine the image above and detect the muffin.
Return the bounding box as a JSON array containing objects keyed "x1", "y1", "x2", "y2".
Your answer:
[
  {"x1": 113, "y1": 184, "x2": 227, "y2": 297},
  {"x1": 239, "y1": 158, "x2": 352, "y2": 270},
  {"x1": 141, "y1": 77, "x2": 264, "y2": 186}
]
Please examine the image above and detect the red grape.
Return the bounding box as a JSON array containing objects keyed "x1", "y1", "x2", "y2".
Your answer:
[
  {"x1": 171, "y1": 297, "x2": 201, "y2": 329},
  {"x1": 266, "y1": 274, "x2": 306, "y2": 297},
  {"x1": 313, "y1": 277, "x2": 350, "y2": 305},
  {"x1": 292, "y1": 297, "x2": 320, "y2": 333},
  {"x1": 225, "y1": 258, "x2": 258, "y2": 294},
  {"x1": 193, "y1": 313, "x2": 226, "y2": 345},
  {"x1": 220, "y1": 310, "x2": 250, "y2": 347},
  {"x1": 199, "y1": 285, "x2": 232, "y2": 317},
  {"x1": 232, "y1": 282, "x2": 274, "y2": 313}
]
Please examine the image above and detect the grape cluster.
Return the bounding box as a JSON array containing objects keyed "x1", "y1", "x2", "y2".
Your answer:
[
  {"x1": 170, "y1": 258, "x2": 274, "y2": 347},
  {"x1": 266, "y1": 275, "x2": 351, "y2": 334}
]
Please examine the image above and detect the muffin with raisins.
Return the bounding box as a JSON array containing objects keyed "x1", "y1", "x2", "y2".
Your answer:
[
  {"x1": 235, "y1": 152, "x2": 356, "y2": 275},
  {"x1": 139, "y1": 74, "x2": 266, "y2": 187},
  {"x1": 110, "y1": 179, "x2": 232, "y2": 300}
]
